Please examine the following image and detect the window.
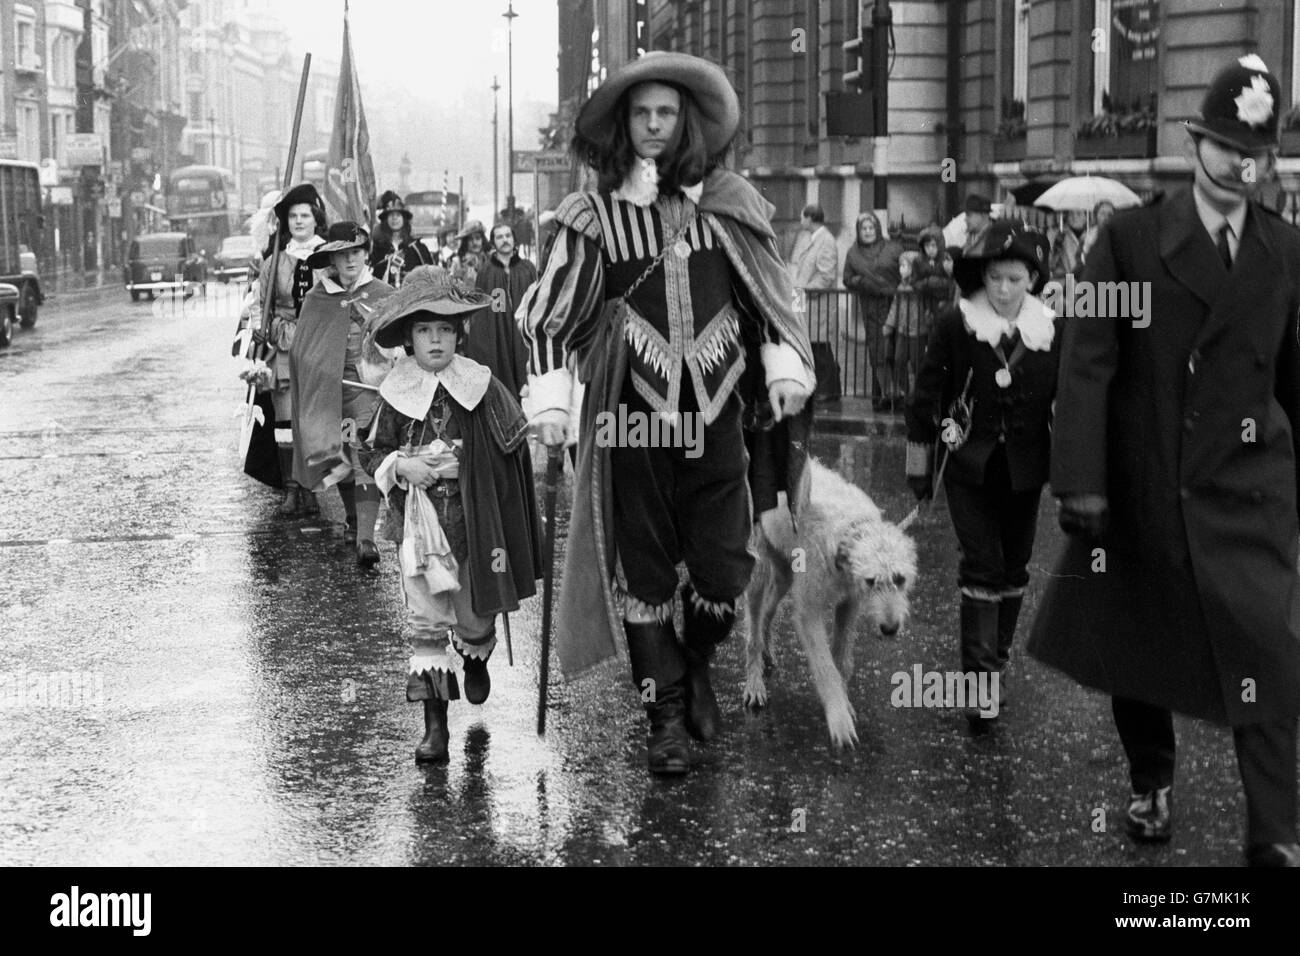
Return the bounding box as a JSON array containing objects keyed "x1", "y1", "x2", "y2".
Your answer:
[
  {"x1": 806, "y1": 0, "x2": 822, "y2": 137},
  {"x1": 16, "y1": 16, "x2": 37, "y2": 69},
  {"x1": 1013, "y1": 0, "x2": 1029, "y2": 106},
  {"x1": 189, "y1": 92, "x2": 203, "y2": 122},
  {"x1": 1093, "y1": 0, "x2": 1160, "y2": 115},
  {"x1": 17, "y1": 103, "x2": 40, "y2": 162}
]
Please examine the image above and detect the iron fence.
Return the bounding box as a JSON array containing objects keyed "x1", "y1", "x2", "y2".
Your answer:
[{"x1": 803, "y1": 287, "x2": 950, "y2": 407}]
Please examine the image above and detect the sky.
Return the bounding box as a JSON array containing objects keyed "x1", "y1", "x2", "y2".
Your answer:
[{"x1": 264, "y1": 0, "x2": 560, "y2": 220}]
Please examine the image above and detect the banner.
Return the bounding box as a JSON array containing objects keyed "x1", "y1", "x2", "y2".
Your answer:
[{"x1": 325, "y1": 8, "x2": 376, "y2": 227}]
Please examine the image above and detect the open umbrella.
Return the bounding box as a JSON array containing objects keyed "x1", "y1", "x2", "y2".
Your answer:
[{"x1": 1034, "y1": 176, "x2": 1141, "y2": 212}]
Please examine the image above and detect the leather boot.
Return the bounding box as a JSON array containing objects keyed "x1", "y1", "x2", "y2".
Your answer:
[
  {"x1": 681, "y1": 585, "x2": 731, "y2": 742},
  {"x1": 414, "y1": 697, "x2": 450, "y2": 764},
  {"x1": 459, "y1": 644, "x2": 493, "y2": 704},
  {"x1": 997, "y1": 593, "x2": 1024, "y2": 668},
  {"x1": 959, "y1": 593, "x2": 1001, "y2": 722},
  {"x1": 276, "y1": 446, "x2": 299, "y2": 516},
  {"x1": 624, "y1": 619, "x2": 690, "y2": 776},
  {"x1": 298, "y1": 489, "x2": 321, "y2": 518}
]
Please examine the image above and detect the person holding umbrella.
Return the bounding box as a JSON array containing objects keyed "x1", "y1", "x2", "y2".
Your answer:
[
  {"x1": 517, "y1": 51, "x2": 815, "y2": 776},
  {"x1": 1028, "y1": 55, "x2": 1300, "y2": 866},
  {"x1": 360, "y1": 266, "x2": 541, "y2": 764}
]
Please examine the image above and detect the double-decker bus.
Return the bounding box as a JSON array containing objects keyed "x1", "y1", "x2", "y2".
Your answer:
[
  {"x1": 403, "y1": 190, "x2": 461, "y2": 240},
  {"x1": 0, "y1": 159, "x2": 44, "y2": 329},
  {"x1": 166, "y1": 165, "x2": 239, "y2": 258}
]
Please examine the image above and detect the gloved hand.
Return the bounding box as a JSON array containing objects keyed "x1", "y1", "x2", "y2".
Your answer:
[
  {"x1": 908, "y1": 476, "x2": 933, "y2": 501},
  {"x1": 1058, "y1": 493, "x2": 1109, "y2": 538}
]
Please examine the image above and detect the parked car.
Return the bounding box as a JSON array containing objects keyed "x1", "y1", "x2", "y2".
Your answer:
[
  {"x1": 124, "y1": 232, "x2": 207, "y2": 301},
  {"x1": 212, "y1": 234, "x2": 258, "y2": 283},
  {"x1": 0, "y1": 282, "x2": 21, "y2": 349}
]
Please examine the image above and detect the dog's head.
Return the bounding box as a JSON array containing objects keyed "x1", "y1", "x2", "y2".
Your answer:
[{"x1": 834, "y1": 518, "x2": 918, "y2": 639}]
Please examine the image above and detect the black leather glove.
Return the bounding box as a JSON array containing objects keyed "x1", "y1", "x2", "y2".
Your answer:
[{"x1": 1058, "y1": 494, "x2": 1108, "y2": 538}]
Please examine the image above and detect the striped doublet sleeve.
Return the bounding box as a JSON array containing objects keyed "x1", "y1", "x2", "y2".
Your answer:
[{"x1": 516, "y1": 196, "x2": 605, "y2": 377}]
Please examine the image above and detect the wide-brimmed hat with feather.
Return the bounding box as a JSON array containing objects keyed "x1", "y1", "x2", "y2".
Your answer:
[{"x1": 364, "y1": 265, "x2": 492, "y2": 349}]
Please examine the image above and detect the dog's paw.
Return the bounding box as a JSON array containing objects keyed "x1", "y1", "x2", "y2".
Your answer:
[
  {"x1": 825, "y1": 704, "x2": 859, "y2": 751},
  {"x1": 742, "y1": 673, "x2": 768, "y2": 710}
]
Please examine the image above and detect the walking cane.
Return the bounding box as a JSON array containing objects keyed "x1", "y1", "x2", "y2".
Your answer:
[
  {"x1": 536, "y1": 445, "x2": 564, "y2": 735},
  {"x1": 502, "y1": 613, "x2": 514, "y2": 666}
]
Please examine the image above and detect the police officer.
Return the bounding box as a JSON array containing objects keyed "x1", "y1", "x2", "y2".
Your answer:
[{"x1": 1028, "y1": 55, "x2": 1300, "y2": 866}]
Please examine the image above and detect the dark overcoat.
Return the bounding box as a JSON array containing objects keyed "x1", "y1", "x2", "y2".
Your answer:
[{"x1": 1026, "y1": 189, "x2": 1300, "y2": 725}]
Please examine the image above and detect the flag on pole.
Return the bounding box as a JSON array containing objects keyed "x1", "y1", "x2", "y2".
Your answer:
[{"x1": 325, "y1": 4, "x2": 376, "y2": 227}]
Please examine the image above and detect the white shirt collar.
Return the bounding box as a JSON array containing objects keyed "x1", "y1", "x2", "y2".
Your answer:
[
  {"x1": 959, "y1": 288, "x2": 1056, "y2": 352},
  {"x1": 612, "y1": 157, "x2": 704, "y2": 207},
  {"x1": 321, "y1": 272, "x2": 375, "y2": 295},
  {"x1": 378, "y1": 353, "x2": 492, "y2": 420},
  {"x1": 284, "y1": 234, "x2": 324, "y2": 262},
  {"x1": 1192, "y1": 184, "x2": 1247, "y2": 248}
]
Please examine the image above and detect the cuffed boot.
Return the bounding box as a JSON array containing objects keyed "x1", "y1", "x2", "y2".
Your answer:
[
  {"x1": 996, "y1": 592, "x2": 1024, "y2": 668},
  {"x1": 338, "y1": 482, "x2": 358, "y2": 542},
  {"x1": 415, "y1": 697, "x2": 450, "y2": 764},
  {"x1": 624, "y1": 619, "x2": 690, "y2": 776},
  {"x1": 959, "y1": 593, "x2": 1001, "y2": 722},
  {"x1": 459, "y1": 643, "x2": 494, "y2": 704},
  {"x1": 681, "y1": 585, "x2": 732, "y2": 742},
  {"x1": 355, "y1": 485, "x2": 380, "y2": 567},
  {"x1": 276, "y1": 446, "x2": 300, "y2": 516}
]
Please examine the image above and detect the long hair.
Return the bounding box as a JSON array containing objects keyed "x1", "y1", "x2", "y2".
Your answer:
[
  {"x1": 854, "y1": 211, "x2": 883, "y2": 246},
  {"x1": 571, "y1": 82, "x2": 729, "y2": 195},
  {"x1": 374, "y1": 218, "x2": 412, "y2": 248}
]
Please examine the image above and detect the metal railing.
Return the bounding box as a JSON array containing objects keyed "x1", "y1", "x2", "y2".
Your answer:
[{"x1": 803, "y1": 287, "x2": 950, "y2": 405}]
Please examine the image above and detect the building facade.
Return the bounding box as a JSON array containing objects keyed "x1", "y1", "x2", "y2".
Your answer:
[{"x1": 562, "y1": 1, "x2": 1300, "y2": 260}]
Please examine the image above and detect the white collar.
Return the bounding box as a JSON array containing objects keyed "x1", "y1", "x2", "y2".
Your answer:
[
  {"x1": 959, "y1": 289, "x2": 1056, "y2": 352},
  {"x1": 321, "y1": 272, "x2": 375, "y2": 295},
  {"x1": 1192, "y1": 185, "x2": 1247, "y2": 245},
  {"x1": 378, "y1": 353, "x2": 492, "y2": 420},
  {"x1": 284, "y1": 235, "x2": 323, "y2": 262},
  {"x1": 612, "y1": 157, "x2": 704, "y2": 207}
]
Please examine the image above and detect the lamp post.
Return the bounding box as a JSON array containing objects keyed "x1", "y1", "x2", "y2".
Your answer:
[
  {"x1": 491, "y1": 75, "x2": 500, "y2": 220},
  {"x1": 207, "y1": 110, "x2": 216, "y2": 166},
  {"x1": 503, "y1": 1, "x2": 517, "y2": 215}
]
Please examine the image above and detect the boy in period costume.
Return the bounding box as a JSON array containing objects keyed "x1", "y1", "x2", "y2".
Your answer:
[
  {"x1": 360, "y1": 267, "x2": 542, "y2": 764},
  {"x1": 518, "y1": 52, "x2": 816, "y2": 775},
  {"x1": 289, "y1": 221, "x2": 397, "y2": 566}
]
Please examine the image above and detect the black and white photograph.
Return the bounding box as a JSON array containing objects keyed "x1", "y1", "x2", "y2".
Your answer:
[{"x1": 1, "y1": 0, "x2": 1298, "y2": 904}]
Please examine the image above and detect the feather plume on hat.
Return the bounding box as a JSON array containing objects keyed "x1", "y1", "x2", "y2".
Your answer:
[{"x1": 363, "y1": 265, "x2": 493, "y2": 351}]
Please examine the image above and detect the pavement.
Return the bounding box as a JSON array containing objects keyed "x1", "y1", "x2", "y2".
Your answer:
[{"x1": 0, "y1": 282, "x2": 1255, "y2": 866}]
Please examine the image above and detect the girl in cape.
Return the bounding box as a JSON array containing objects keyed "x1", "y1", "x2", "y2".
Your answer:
[{"x1": 360, "y1": 266, "x2": 541, "y2": 764}]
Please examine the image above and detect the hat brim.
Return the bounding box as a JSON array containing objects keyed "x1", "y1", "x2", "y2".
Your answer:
[
  {"x1": 1183, "y1": 118, "x2": 1279, "y2": 152},
  {"x1": 577, "y1": 52, "x2": 740, "y2": 155},
  {"x1": 274, "y1": 183, "x2": 323, "y2": 221},
  {"x1": 306, "y1": 238, "x2": 368, "y2": 269},
  {"x1": 373, "y1": 302, "x2": 488, "y2": 349},
  {"x1": 953, "y1": 225, "x2": 1050, "y2": 297},
  {"x1": 379, "y1": 208, "x2": 413, "y2": 222}
]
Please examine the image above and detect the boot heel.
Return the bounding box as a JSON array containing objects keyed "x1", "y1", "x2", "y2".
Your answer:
[
  {"x1": 415, "y1": 697, "x2": 450, "y2": 764},
  {"x1": 625, "y1": 619, "x2": 691, "y2": 775}
]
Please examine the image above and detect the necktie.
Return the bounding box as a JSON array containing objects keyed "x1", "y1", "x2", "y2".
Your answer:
[{"x1": 1216, "y1": 223, "x2": 1233, "y2": 270}]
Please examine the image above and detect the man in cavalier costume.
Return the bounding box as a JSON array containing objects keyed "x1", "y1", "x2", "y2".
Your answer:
[{"x1": 518, "y1": 52, "x2": 816, "y2": 776}]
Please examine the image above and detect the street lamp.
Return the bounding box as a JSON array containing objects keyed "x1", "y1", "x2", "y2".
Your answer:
[
  {"x1": 491, "y1": 75, "x2": 500, "y2": 218},
  {"x1": 504, "y1": 1, "x2": 517, "y2": 215},
  {"x1": 207, "y1": 111, "x2": 216, "y2": 166}
]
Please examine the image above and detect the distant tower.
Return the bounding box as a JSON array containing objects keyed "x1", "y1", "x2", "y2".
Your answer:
[{"x1": 399, "y1": 153, "x2": 412, "y2": 193}]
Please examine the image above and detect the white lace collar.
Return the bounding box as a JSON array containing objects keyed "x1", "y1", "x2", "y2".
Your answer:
[
  {"x1": 613, "y1": 157, "x2": 704, "y2": 207},
  {"x1": 378, "y1": 353, "x2": 491, "y2": 420},
  {"x1": 321, "y1": 272, "x2": 375, "y2": 295},
  {"x1": 959, "y1": 289, "x2": 1055, "y2": 352},
  {"x1": 284, "y1": 235, "x2": 324, "y2": 262}
]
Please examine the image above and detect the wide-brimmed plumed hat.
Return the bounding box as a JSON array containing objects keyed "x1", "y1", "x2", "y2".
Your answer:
[
  {"x1": 306, "y1": 221, "x2": 370, "y2": 269},
  {"x1": 376, "y1": 189, "x2": 412, "y2": 222},
  {"x1": 577, "y1": 51, "x2": 740, "y2": 155},
  {"x1": 274, "y1": 182, "x2": 324, "y2": 225},
  {"x1": 366, "y1": 266, "x2": 493, "y2": 349},
  {"x1": 952, "y1": 219, "x2": 1050, "y2": 297},
  {"x1": 454, "y1": 219, "x2": 486, "y2": 242},
  {"x1": 1183, "y1": 54, "x2": 1281, "y2": 152}
]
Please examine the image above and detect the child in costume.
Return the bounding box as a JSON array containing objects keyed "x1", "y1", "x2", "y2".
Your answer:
[{"x1": 360, "y1": 267, "x2": 542, "y2": 764}]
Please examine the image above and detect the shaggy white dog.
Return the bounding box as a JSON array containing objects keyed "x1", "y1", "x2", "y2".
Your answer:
[{"x1": 743, "y1": 458, "x2": 918, "y2": 750}]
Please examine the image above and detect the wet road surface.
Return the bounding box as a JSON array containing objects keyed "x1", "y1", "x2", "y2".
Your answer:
[{"x1": 0, "y1": 285, "x2": 1252, "y2": 865}]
